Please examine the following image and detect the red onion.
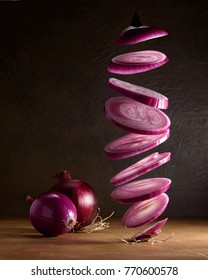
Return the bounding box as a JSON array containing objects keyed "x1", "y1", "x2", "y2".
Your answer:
[
  {"x1": 29, "y1": 192, "x2": 77, "y2": 236},
  {"x1": 111, "y1": 152, "x2": 171, "y2": 187},
  {"x1": 116, "y1": 13, "x2": 168, "y2": 45},
  {"x1": 104, "y1": 97, "x2": 170, "y2": 135},
  {"x1": 111, "y1": 178, "x2": 171, "y2": 203},
  {"x1": 105, "y1": 129, "x2": 170, "y2": 160},
  {"x1": 122, "y1": 193, "x2": 169, "y2": 228},
  {"x1": 108, "y1": 50, "x2": 168, "y2": 75},
  {"x1": 49, "y1": 170, "x2": 98, "y2": 230},
  {"x1": 107, "y1": 78, "x2": 168, "y2": 109}
]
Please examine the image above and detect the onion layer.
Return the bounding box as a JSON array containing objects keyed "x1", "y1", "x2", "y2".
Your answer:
[
  {"x1": 111, "y1": 152, "x2": 171, "y2": 186},
  {"x1": 111, "y1": 178, "x2": 171, "y2": 203},
  {"x1": 105, "y1": 129, "x2": 170, "y2": 160},
  {"x1": 122, "y1": 193, "x2": 169, "y2": 228},
  {"x1": 108, "y1": 50, "x2": 168, "y2": 75},
  {"x1": 104, "y1": 97, "x2": 171, "y2": 135},
  {"x1": 107, "y1": 78, "x2": 168, "y2": 109}
]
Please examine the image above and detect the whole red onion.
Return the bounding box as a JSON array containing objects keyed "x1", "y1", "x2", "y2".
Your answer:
[
  {"x1": 28, "y1": 192, "x2": 77, "y2": 236},
  {"x1": 50, "y1": 170, "x2": 98, "y2": 230}
]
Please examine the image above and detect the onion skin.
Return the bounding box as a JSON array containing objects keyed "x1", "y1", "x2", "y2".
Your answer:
[
  {"x1": 50, "y1": 171, "x2": 99, "y2": 230},
  {"x1": 29, "y1": 192, "x2": 77, "y2": 237},
  {"x1": 117, "y1": 26, "x2": 168, "y2": 46},
  {"x1": 116, "y1": 13, "x2": 168, "y2": 46}
]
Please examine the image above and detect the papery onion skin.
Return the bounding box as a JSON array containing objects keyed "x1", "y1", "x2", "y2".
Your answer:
[
  {"x1": 111, "y1": 178, "x2": 171, "y2": 204},
  {"x1": 117, "y1": 26, "x2": 168, "y2": 46},
  {"x1": 106, "y1": 78, "x2": 168, "y2": 109},
  {"x1": 108, "y1": 50, "x2": 168, "y2": 75},
  {"x1": 116, "y1": 13, "x2": 168, "y2": 45},
  {"x1": 128, "y1": 218, "x2": 168, "y2": 241},
  {"x1": 105, "y1": 130, "x2": 170, "y2": 160},
  {"x1": 104, "y1": 97, "x2": 171, "y2": 135},
  {"x1": 50, "y1": 170, "x2": 99, "y2": 230},
  {"x1": 122, "y1": 193, "x2": 169, "y2": 228},
  {"x1": 111, "y1": 152, "x2": 171, "y2": 186},
  {"x1": 29, "y1": 192, "x2": 77, "y2": 237}
]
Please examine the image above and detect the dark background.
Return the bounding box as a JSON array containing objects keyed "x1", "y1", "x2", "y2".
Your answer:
[{"x1": 0, "y1": 0, "x2": 208, "y2": 218}]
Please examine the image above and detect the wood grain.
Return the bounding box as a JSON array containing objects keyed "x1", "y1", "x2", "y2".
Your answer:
[{"x1": 0, "y1": 218, "x2": 207, "y2": 260}]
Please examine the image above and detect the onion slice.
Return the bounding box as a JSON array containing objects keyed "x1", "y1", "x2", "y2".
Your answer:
[
  {"x1": 105, "y1": 130, "x2": 170, "y2": 160},
  {"x1": 111, "y1": 178, "x2": 171, "y2": 203},
  {"x1": 104, "y1": 97, "x2": 171, "y2": 135},
  {"x1": 122, "y1": 193, "x2": 169, "y2": 228},
  {"x1": 111, "y1": 152, "x2": 171, "y2": 186},
  {"x1": 108, "y1": 50, "x2": 168, "y2": 75},
  {"x1": 127, "y1": 218, "x2": 168, "y2": 242},
  {"x1": 116, "y1": 13, "x2": 168, "y2": 45},
  {"x1": 107, "y1": 78, "x2": 168, "y2": 109}
]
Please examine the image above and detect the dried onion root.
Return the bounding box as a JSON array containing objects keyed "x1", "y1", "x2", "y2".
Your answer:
[{"x1": 78, "y1": 208, "x2": 114, "y2": 233}]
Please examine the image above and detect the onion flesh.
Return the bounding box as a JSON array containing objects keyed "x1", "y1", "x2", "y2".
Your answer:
[
  {"x1": 107, "y1": 78, "x2": 168, "y2": 109},
  {"x1": 116, "y1": 13, "x2": 168, "y2": 45},
  {"x1": 104, "y1": 97, "x2": 170, "y2": 135},
  {"x1": 122, "y1": 193, "x2": 169, "y2": 228},
  {"x1": 111, "y1": 178, "x2": 171, "y2": 204},
  {"x1": 105, "y1": 129, "x2": 170, "y2": 160},
  {"x1": 29, "y1": 192, "x2": 77, "y2": 236},
  {"x1": 108, "y1": 50, "x2": 168, "y2": 75},
  {"x1": 111, "y1": 152, "x2": 171, "y2": 186}
]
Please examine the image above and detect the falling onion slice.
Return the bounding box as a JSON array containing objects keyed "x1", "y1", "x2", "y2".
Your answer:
[
  {"x1": 126, "y1": 218, "x2": 168, "y2": 242},
  {"x1": 116, "y1": 13, "x2": 168, "y2": 46},
  {"x1": 111, "y1": 152, "x2": 171, "y2": 186},
  {"x1": 111, "y1": 178, "x2": 171, "y2": 204},
  {"x1": 122, "y1": 193, "x2": 169, "y2": 228},
  {"x1": 107, "y1": 78, "x2": 168, "y2": 109},
  {"x1": 104, "y1": 97, "x2": 171, "y2": 135},
  {"x1": 107, "y1": 50, "x2": 168, "y2": 75},
  {"x1": 105, "y1": 130, "x2": 170, "y2": 160}
]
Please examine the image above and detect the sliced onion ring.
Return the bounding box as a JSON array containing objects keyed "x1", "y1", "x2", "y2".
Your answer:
[
  {"x1": 107, "y1": 78, "x2": 168, "y2": 109},
  {"x1": 111, "y1": 152, "x2": 171, "y2": 186},
  {"x1": 105, "y1": 130, "x2": 170, "y2": 160},
  {"x1": 116, "y1": 13, "x2": 168, "y2": 45},
  {"x1": 108, "y1": 50, "x2": 168, "y2": 75},
  {"x1": 127, "y1": 218, "x2": 168, "y2": 242},
  {"x1": 122, "y1": 193, "x2": 169, "y2": 228},
  {"x1": 111, "y1": 178, "x2": 171, "y2": 203},
  {"x1": 104, "y1": 97, "x2": 171, "y2": 135}
]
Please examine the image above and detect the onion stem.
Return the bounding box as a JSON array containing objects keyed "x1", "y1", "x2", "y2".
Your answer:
[{"x1": 130, "y1": 13, "x2": 143, "y2": 27}]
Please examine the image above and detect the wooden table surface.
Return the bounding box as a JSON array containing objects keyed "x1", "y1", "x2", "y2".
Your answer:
[{"x1": 0, "y1": 217, "x2": 207, "y2": 260}]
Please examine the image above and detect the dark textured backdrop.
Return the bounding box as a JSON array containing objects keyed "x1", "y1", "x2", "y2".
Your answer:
[{"x1": 0, "y1": 0, "x2": 208, "y2": 218}]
